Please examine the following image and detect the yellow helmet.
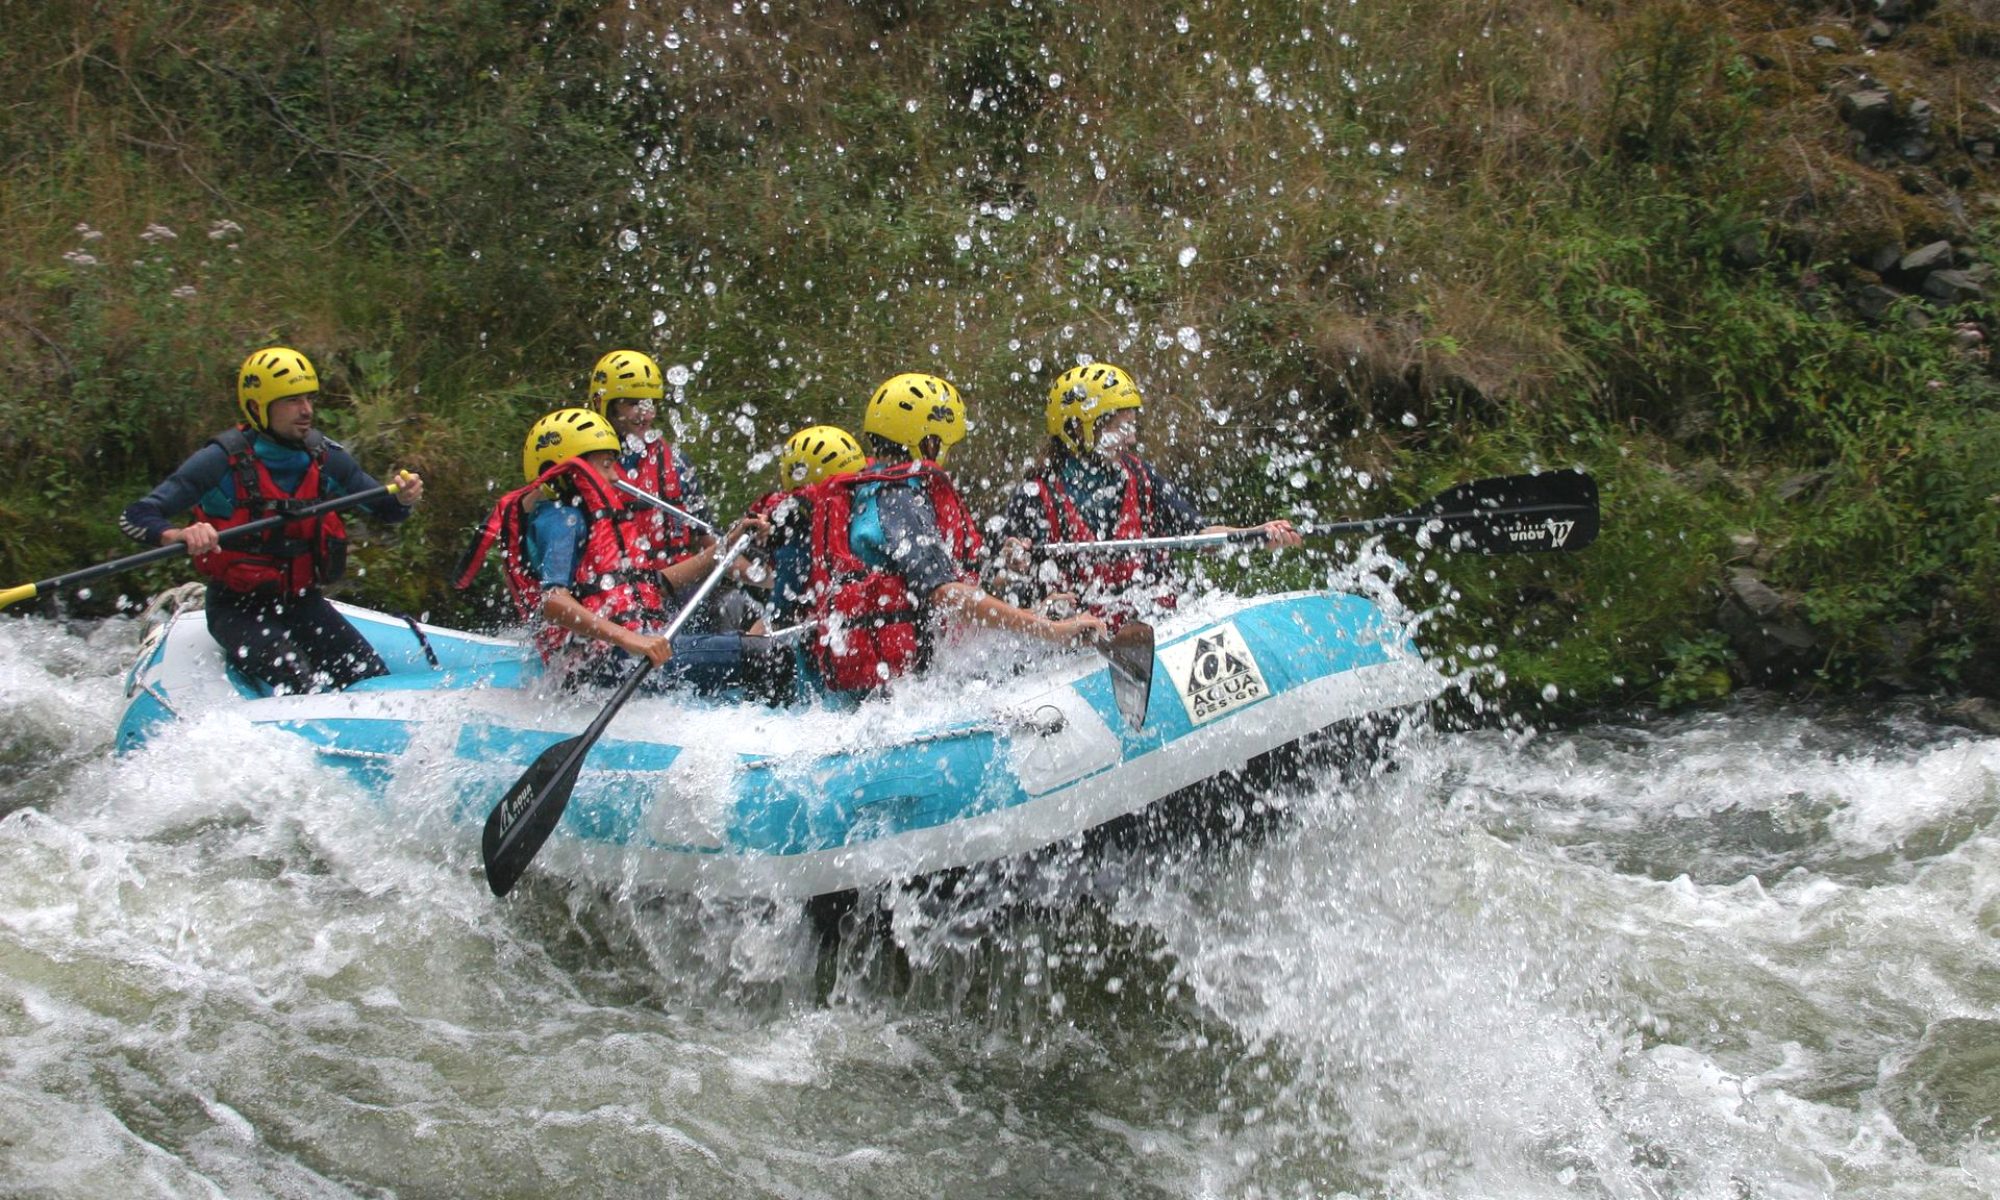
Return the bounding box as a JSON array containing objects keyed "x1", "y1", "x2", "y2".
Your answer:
[
  {"x1": 586, "y1": 350, "x2": 665, "y2": 414},
  {"x1": 864, "y1": 372, "x2": 966, "y2": 463},
  {"x1": 780, "y1": 425, "x2": 867, "y2": 488},
  {"x1": 1047, "y1": 362, "x2": 1143, "y2": 455},
  {"x1": 523, "y1": 408, "x2": 620, "y2": 484},
  {"x1": 237, "y1": 346, "x2": 318, "y2": 431}
]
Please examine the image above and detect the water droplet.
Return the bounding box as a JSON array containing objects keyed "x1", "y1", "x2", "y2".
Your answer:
[
  {"x1": 666, "y1": 364, "x2": 692, "y2": 387},
  {"x1": 1178, "y1": 246, "x2": 1198, "y2": 268},
  {"x1": 1176, "y1": 327, "x2": 1202, "y2": 352},
  {"x1": 651, "y1": 310, "x2": 668, "y2": 327},
  {"x1": 617, "y1": 229, "x2": 640, "y2": 252},
  {"x1": 1174, "y1": 14, "x2": 1190, "y2": 33}
]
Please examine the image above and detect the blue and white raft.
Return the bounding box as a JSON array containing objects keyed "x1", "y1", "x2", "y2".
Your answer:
[{"x1": 115, "y1": 588, "x2": 1446, "y2": 898}]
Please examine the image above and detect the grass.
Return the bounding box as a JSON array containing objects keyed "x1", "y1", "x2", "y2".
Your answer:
[{"x1": 1, "y1": 0, "x2": 1994, "y2": 706}]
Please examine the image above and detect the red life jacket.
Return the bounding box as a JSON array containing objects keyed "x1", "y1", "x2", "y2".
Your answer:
[
  {"x1": 1034, "y1": 452, "x2": 1176, "y2": 625},
  {"x1": 453, "y1": 458, "x2": 673, "y2": 661},
  {"x1": 614, "y1": 436, "x2": 700, "y2": 571},
  {"x1": 192, "y1": 427, "x2": 349, "y2": 597},
  {"x1": 802, "y1": 461, "x2": 982, "y2": 692}
]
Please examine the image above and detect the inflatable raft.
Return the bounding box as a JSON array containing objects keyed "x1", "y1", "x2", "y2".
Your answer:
[{"x1": 115, "y1": 587, "x2": 1447, "y2": 898}]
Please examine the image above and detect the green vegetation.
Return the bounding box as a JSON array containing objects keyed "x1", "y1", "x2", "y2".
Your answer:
[{"x1": 2, "y1": 0, "x2": 1995, "y2": 709}]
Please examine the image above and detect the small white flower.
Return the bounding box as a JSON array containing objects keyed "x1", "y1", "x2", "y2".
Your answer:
[
  {"x1": 75, "y1": 223, "x2": 103, "y2": 240},
  {"x1": 140, "y1": 223, "x2": 178, "y2": 242},
  {"x1": 170, "y1": 285, "x2": 198, "y2": 299},
  {"x1": 207, "y1": 219, "x2": 243, "y2": 240},
  {"x1": 61, "y1": 250, "x2": 100, "y2": 266}
]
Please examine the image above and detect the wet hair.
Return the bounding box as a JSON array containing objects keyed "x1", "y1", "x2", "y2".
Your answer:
[
  {"x1": 866, "y1": 432, "x2": 908, "y2": 462},
  {"x1": 1035, "y1": 434, "x2": 1084, "y2": 475},
  {"x1": 866, "y1": 431, "x2": 944, "y2": 463}
]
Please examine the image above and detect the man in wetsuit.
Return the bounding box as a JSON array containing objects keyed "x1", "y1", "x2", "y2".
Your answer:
[{"x1": 121, "y1": 347, "x2": 423, "y2": 694}]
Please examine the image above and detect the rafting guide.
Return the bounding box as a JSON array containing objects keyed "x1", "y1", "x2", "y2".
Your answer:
[{"x1": 116, "y1": 346, "x2": 424, "y2": 695}]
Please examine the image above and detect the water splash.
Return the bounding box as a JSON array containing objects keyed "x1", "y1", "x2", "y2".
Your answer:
[{"x1": 3, "y1": 607, "x2": 1997, "y2": 1194}]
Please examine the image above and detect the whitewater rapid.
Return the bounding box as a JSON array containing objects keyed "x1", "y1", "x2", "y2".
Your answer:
[{"x1": 1, "y1": 615, "x2": 1994, "y2": 1198}]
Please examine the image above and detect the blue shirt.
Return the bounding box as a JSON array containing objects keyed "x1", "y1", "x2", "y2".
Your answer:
[
  {"x1": 525, "y1": 500, "x2": 590, "y2": 591},
  {"x1": 763, "y1": 495, "x2": 815, "y2": 624},
  {"x1": 121, "y1": 431, "x2": 411, "y2": 545}
]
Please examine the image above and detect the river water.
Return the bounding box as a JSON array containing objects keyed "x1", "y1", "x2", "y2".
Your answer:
[{"x1": 1, "y1": 612, "x2": 1995, "y2": 1198}]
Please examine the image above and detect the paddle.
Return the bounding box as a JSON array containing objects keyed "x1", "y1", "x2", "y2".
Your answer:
[
  {"x1": 481, "y1": 531, "x2": 755, "y2": 898},
  {"x1": 1099, "y1": 620, "x2": 1154, "y2": 731},
  {"x1": 610, "y1": 478, "x2": 720, "y2": 537},
  {"x1": 1038, "y1": 470, "x2": 1599, "y2": 557},
  {"x1": 0, "y1": 483, "x2": 401, "y2": 612}
]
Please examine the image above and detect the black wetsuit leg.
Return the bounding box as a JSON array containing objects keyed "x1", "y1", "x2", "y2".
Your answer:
[{"x1": 204, "y1": 585, "x2": 389, "y2": 694}]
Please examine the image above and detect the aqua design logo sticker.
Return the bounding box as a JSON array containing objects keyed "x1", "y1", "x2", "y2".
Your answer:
[
  {"x1": 1508, "y1": 517, "x2": 1576, "y2": 548},
  {"x1": 1157, "y1": 621, "x2": 1270, "y2": 726}
]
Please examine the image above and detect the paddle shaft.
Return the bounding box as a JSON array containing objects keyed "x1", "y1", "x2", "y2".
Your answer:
[
  {"x1": 1038, "y1": 472, "x2": 1597, "y2": 556},
  {"x1": 1041, "y1": 502, "x2": 1590, "y2": 554},
  {"x1": 0, "y1": 483, "x2": 400, "y2": 611},
  {"x1": 1300, "y1": 502, "x2": 1588, "y2": 541},
  {"x1": 611, "y1": 478, "x2": 720, "y2": 538}
]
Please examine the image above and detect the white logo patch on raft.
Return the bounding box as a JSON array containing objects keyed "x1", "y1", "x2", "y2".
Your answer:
[{"x1": 1158, "y1": 621, "x2": 1270, "y2": 726}]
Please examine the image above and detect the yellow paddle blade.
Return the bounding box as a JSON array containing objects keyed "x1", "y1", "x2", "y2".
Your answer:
[{"x1": 0, "y1": 583, "x2": 39, "y2": 611}]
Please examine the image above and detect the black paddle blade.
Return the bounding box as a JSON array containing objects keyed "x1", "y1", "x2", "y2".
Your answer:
[
  {"x1": 482, "y1": 734, "x2": 587, "y2": 897},
  {"x1": 1421, "y1": 470, "x2": 1599, "y2": 555},
  {"x1": 1102, "y1": 621, "x2": 1156, "y2": 731}
]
